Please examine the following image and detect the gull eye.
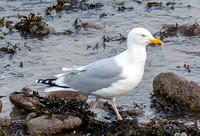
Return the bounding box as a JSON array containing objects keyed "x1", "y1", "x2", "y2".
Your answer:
[{"x1": 141, "y1": 34, "x2": 146, "y2": 37}]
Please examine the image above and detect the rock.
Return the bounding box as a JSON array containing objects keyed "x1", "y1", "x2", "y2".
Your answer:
[
  {"x1": 194, "y1": 26, "x2": 200, "y2": 35},
  {"x1": 63, "y1": 115, "x2": 82, "y2": 129},
  {"x1": 47, "y1": 91, "x2": 87, "y2": 102},
  {"x1": 153, "y1": 72, "x2": 200, "y2": 107},
  {"x1": 48, "y1": 27, "x2": 56, "y2": 34},
  {"x1": 9, "y1": 92, "x2": 45, "y2": 111},
  {"x1": 83, "y1": 22, "x2": 104, "y2": 30},
  {"x1": 0, "y1": 118, "x2": 14, "y2": 127},
  {"x1": 73, "y1": 18, "x2": 104, "y2": 30},
  {"x1": 125, "y1": 109, "x2": 145, "y2": 116},
  {"x1": 27, "y1": 115, "x2": 82, "y2": 134},
  {"x1": 174, "y1": 132, "x2": 187, "y2": 136},
  {"x1": 29, "y1": 25, "x2": 56, "y2": 35},
  {"x1": 27, "y1": 115, "x2": 63, "y2": 134},
  {"x1": 21, "y1": 87, "x2": 33, "y2": 95}
]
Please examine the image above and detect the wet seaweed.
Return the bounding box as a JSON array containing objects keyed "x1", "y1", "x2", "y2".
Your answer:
[
  {"x1": 146, "y1": 1, "x2": 176, "y2": 10},
  {"x1": 87, "y1": 33, "x2": 126, "y2": 51},
  {"x1": 0, "y1": 36, "x2": 19, "y2": 55},
  {"x1": 25, "y1": 92, "x2": 95, "y2": 122},
  {"x1": 45, "y1": 0, "x2": 103, "y2": 15},
  {"x1": 102, "y1": 35, "x2": 111, "y2": 42},
  {"x1": 147, "y1": 2, "x2": 162, "y2": 8},
  {"x1": 158, "y1": 22, "x2": 200, "y2": 40},
  {"x1": 0, "y1": 16, "x2": 14, "y2": 33},
  {"x1": 112, "y1": 1, "x2": 134, "y2": 12},
  {"x1": 183, "y1": 64, "x2": 191, "y2": 73},
  {"x1": 99, "y1": 13, "x2": 107, "y2": 18},
  {"x1": 0, "y1": 17, "x2": 19, "y2": 55},
  {"x1": 14, "y1": 13, "x2": 51, "y2": 36},
  {"x1": 79, "y1": 115, "x2": 198, "y2": 136},
  {"x1": 150, "y1": 91, "x2": 193, "y2": 117}
]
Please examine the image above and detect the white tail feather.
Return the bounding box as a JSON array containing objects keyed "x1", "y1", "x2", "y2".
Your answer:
[
  {"x1": 62, "y1": 65, "x2": 87, "y2": 71},
  {"x1": 44, "y1": 87, "x2": 77, "y2": 92},
  {"x1": 62, "y1": 67, "x2": 73, "y2": 71}
]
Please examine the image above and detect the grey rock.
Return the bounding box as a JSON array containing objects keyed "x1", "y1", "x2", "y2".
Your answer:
[
  {"x1": 27, "y1": 115, "x2": 63, "y2": 134},
  {"x1": 27, "y1": 115, "x2": 82, "y2": 134},
  {"x1": 153, "y1": 72, "x2": 200, "y2": 106},
  {"x1": 63, "y1": 115, "x2": 82, "y2": 129},
  {"x1": 9, "y1": 92, "x2": 45, "y2": 111}
]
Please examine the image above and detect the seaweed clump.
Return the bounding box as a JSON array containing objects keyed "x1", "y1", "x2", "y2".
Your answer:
[
  {"x1": 39, "y1": 95, "x2": 94, "y2": 121},
  {"x1": 146, "y1": 2, "x2": 175, "y2": 10},
  {"x1": 45, "y1": 0, "x2": 103, "y2": 14},
  {"x1": 0, "y1": 16, "x2": 14, "y2": 33},
  {"x1": 0, "y1": 36, "x2": 18, "y2": 55},
  {"x1": 79, "y1": 116, "x2": 198, "y2": 135},
  {"x1": 150, "y1": 92, "x2": 192, "y2": 116},
  {"x1": 158, "y1": 22, "x2": 200, "y2": 40},
  {"x1": 0, "y1": 17, "x2": 18, "y2": 55},
  {"x1": 112, "y1": 2, "x2": 134, "y2": 11},
  {"x1": 15, "y1": 13, "x2": 55, "y2": 36}
]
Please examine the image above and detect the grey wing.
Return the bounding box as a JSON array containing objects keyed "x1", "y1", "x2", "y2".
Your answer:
[{"x1": 61, "y1": 57, "x2": 124, "y2": 95}]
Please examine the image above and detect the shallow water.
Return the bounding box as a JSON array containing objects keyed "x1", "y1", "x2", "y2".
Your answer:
[{"x1": 0, "y1": 0, "x2": 200, "y2": 123}]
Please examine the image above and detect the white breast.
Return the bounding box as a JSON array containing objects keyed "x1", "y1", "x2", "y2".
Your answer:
[{"x1": 92, "y1": 50, "x2": 146, "y2": 99}]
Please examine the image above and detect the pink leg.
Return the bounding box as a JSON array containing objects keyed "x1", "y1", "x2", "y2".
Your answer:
[
  {"x1": 112, "y1": 98, "x2": 122, "y2": 120},
  {"x1": 91, "y1": 98, "x2": 99, "y2": 112}
]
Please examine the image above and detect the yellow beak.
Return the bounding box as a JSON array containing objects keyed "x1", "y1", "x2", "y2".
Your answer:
[{"x1": 150, "y1": 38, "x2": 163, "y2": 46}]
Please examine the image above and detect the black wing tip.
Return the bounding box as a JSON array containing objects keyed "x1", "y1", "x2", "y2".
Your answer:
[
  {"x1": 36, "y1": 78, "x2": 57, "y2": 86},
  {"x1": 36, "y1": 78, "x2": 70, "y2": 88}
]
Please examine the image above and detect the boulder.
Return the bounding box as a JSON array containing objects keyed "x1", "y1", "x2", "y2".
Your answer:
[
  {"x1": 9, "y1": 92, "x2": 45, "y2": 111},
  {"x1": 27, "y1": 115, "x2": 82, "y2": 134},
  {"x1": 153, "y1": 72, "x2": 200, "y2": 107}
]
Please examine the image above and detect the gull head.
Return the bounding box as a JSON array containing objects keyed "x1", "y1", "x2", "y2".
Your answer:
[{"x1": 127, "y1": 28, "x2": 163, "y2": 47}]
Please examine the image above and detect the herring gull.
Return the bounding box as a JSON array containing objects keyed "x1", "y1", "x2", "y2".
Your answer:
[{"x1": 37, "y1": 28, "x2": 163, "y2": 120}]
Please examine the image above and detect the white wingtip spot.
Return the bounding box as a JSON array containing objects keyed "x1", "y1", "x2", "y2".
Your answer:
[
  {"x1": 36, "y1": 79, "x2": 43, "y2": 83},
  {"x1": 51, "y1": 80, "x2": 56, "y2": 84},
  {"x1": 45, "y1": 80, "x2": 49, "y2": 84},
  {"x1": 62, "y1": 67, "x2": 71, "y2": 71}
]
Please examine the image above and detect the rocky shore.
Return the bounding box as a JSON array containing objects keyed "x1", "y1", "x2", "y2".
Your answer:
[{"x1": 0, "y1": 72, "x2": 200, "y2": 135}]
